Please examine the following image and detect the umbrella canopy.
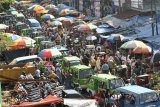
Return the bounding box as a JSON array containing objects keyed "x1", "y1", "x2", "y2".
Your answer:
[
  {"x1": 64, "y1": 16, "x2": 77, "y2": 20},
  {"x1": 78, "y1": 24, "x2": 91, "y2": 32},
  {"x1": 36, "y1": 9, "x2": 48, "y2": 14},
  {"x1": 47, "y1": 20, "x2": 62, "y2": 26},
  {"x1": 107, "y1": 34, "x2": 125, "y2": 41},
  {"x1": 38, "y1": 49, "x2": 62, "y2": 58},
  {"x1": 151, "y1": 51, "x2": 160, "y2": 63},
  {"x1": 0, "y1": 24, "x2": 9, "y2": 30},
  {"x1": 86, "y1": 35, "x2": 97, "y2": 41},
  {"x1": 55, "y1": 17, "x2": 69, "y2": 21},
  {"x1": 120, "y1": 40, "x2": 147, "y2": 49},
  {"x1": 132, "y1": 45, "x2": 152, "y2": 54},
  {"x1": 59, "y1": 9, "x2": 70, "y2": 16},
  {"x1": 13, "y1": 37, "x2": 35, "y2": 47},
  {"x1": 45, "y1": 4, "x2": 57, "y2": 10},
  {"x1": 75, "y1": 24, "x2": 97, "y2": 32},
  {"x1": 28, "y1": 4, "x2": 39, "y2": 11},
  {"x1": 96, "y1": 27, "x2": 114, "y2": 34},
  {"x1": 34, "y1": 5, "x2": 45, "y2": 12},
  {"x1": 41, "y1": 14, "x2": 55, "y2": 20},
  {"x1": 4, "y1": 33, "x2": 20, "y2": 41}
]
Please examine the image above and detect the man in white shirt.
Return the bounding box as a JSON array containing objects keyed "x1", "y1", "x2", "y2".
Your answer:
[{"x1": 35, "y1": 66, "x2": 41, "y2": 79}]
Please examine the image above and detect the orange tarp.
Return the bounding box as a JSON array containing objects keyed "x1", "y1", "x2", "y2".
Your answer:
[{"x1": 12, "y1": 95, "x2": 62, "y2": 107}]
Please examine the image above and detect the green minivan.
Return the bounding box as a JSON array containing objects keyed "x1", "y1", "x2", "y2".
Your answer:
[
  {"x1": 70, "y1": 65, "x2": 94, "y2": 87},
  {"x1": 86, "y1": 74, "x2": 125, "y2": 96},
  {"x1": 62, "y1": 56, "x2": 81, "y2": 72}
]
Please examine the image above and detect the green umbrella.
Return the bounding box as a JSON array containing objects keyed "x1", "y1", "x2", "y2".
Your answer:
[{"x1": 120, "y1": 40, "x2": 146, "y2": 49}]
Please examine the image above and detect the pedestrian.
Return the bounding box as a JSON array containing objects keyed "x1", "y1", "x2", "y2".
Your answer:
[
  {"x1": 55, "y1": 63, "x2": 62, "y2": 84},
  {"x1": 34, "y1": 66, "x2": 41, "y2": 79}
]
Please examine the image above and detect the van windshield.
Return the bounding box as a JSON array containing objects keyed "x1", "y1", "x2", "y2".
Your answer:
[
  {"x1": 31, "y1": 23, "x2": 40, "y2": 27},
  {"x1": 69, "y1": 61, "x2": 80, "y2": 66},
  {"x1": 140, "y1": 93, "x2": 158, "y2": 104},
  {"x1": 79, "y1": 68, "x2": 94, "y2": 79},
  {"x1": 110, "y1": 78, "x2": 125, "y2": 89}
]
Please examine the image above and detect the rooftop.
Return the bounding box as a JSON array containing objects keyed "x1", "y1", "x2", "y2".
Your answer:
[{"x1": 117, "y1": 85, "x2": 155, "y2": 95}]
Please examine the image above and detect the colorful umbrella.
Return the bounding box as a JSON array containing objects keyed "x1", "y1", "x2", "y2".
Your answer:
[
  {"x1": 78, "y1": 24, "x2": 91, "y2": 32},
  {"x1": 120, "y1": 40, "x2": 147, "y2": 49},
  {"x1": 132, "y1": 45, "x2": 152, "y2": 54},
  {"x1": 13, "y1": 37, "x2": 35, "y2": 47},
  {"x1": 36, "y1": 9, "x2": 48, "y2": 14},
  {"x1": 41, "y1": 14, "x2": 55, "y2": 20},
  {"x1": 5, "y1": 33, "x2": 20, "y2": 41},
  {"x1": 47, "y1": 20, "x2": 62, "y2": 26},
  {"x1": 34, "y1": 6, "x2": 45, "y2": 12},
  {"x1": 28, "y1": 4, "x2": 39, "y2": 11},
  {"x1": 38, "y1": 49, "x2": 62, "y2": 58},
  {"x1": 74, "y1": 23, "x2": 97, "y2": 32}
]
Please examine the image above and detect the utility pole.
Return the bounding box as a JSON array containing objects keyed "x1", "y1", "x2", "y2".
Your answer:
[
  {"x1": 154, "y1": 0, "x2": 159, "y2": 35},
  {"x1": 151, "y1": 0, "x2": 154, "y2": 36}
]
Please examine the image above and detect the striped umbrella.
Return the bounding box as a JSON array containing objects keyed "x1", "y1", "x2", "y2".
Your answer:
[
  {"x1": 120, "y1": 40, "x2": 147, "y2": 49},
  {"x1": 38, "y1": 49, "x2": 62, "y2": 58},
  {"x1": 12, "y1": 37, "x2": 35, "y2": 47}
]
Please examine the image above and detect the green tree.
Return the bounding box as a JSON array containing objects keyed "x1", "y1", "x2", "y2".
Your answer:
[{"x1": 0, "y1": 0, "x2": 15, "y2": 12}]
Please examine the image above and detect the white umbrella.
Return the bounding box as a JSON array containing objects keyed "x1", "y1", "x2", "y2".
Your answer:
[
  {"x1": 107, "y1": 34, "x2": 125, "y2": 41},
  {"x1": 86, "y1": 35, "x2": 97, "y2": 41}
]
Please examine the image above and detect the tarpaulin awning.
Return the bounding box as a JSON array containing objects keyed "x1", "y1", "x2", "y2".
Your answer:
[{"x1": 12, "y1": 95, "x2": 62, "y2": 107}]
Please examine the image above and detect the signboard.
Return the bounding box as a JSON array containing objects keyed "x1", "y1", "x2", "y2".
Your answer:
[{"x1": 131, "y1": 0, "x2": 143, "y2": 9}]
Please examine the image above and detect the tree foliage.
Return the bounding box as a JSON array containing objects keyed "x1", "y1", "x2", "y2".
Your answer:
[{"x1": 0, "y1": 0, "x2": 15, "y2": 11}]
